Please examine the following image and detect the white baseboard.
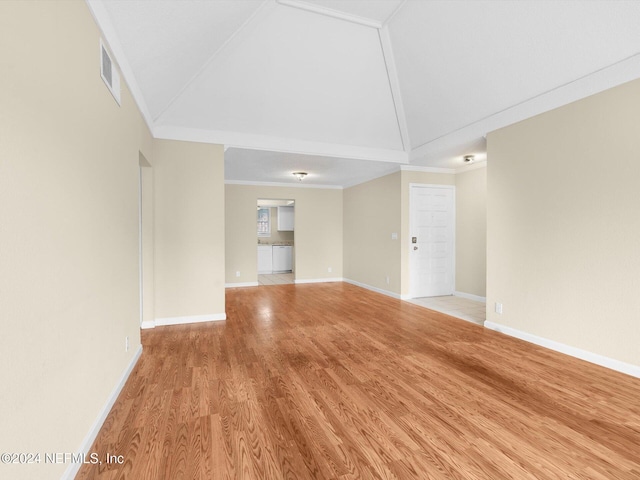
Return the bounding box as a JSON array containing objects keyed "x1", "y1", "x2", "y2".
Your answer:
[
  {"x1": 484, "y1": 321, "x2": 640, "y2": 379},
  {"x1": 142, "y1": 314, "x2": 226, "y2": 329},
  {"x1": 454, "y1": 291, "x2": 487, "y2": 303},
  {"x1": 61, "y1": 345, "x2": 143, "y2": 480},
  {"x1": 154, "y1": 313, "x2": 226, "y2": 327},
  {"x1": 225, "y1": 282, "x2": 259, "y2": 288},
  {"x1": 343, "y1": 278, "x2": 403, "y2": 300},
  {"x1": 294, "y1": 277, "x2": 343, "y2": 284}
]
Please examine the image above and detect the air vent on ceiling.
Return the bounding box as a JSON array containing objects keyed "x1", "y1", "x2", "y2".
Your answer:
[{"x1": 100, "y1": 39, "x2": 121, "y2": 105}]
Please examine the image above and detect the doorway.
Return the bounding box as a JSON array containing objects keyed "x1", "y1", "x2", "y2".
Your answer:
[
  {"x1": 409, "y1": 184, "x2": 455, "y2": 298},
  {"x1": 257, "y1": 199, "x2": 295, "y2": 285}
]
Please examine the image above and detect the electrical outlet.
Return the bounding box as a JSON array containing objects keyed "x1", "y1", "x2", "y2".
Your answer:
[
  {"x1": 125, "y1": 336, "x2": 129, "y2": 352},
  {"x1": 386, "y1": 275, "x2": 390, "y2": 285},
  {"x1": 236, "y1": 271, "x2": 240, "y2": 277},
  {"x1": 328, "y1": 267, "x2": 332, "y2": 273},
  {"x1": 495, "y1": 302, "x2": 503, "y2": 314}
]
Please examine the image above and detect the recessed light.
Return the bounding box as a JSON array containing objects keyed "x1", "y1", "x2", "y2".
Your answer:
[{"x1": 463, "y1": 155, "x2": 475, "y2": 163}]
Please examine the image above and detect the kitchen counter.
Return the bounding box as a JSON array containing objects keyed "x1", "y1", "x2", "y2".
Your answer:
[{"x1": 257, "y1": 244, "x2": 294, "y2": 273}]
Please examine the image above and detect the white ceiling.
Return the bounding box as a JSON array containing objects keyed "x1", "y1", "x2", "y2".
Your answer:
[{"x1": 88, "y1": 0, "x2": 640, "y2": 187}]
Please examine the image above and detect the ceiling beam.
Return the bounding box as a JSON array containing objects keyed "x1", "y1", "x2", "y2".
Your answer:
[
  {"x1": 379, "y1": 26, "x2": 411, "y2": 152},
  {"x1": 277, "y1": 0, "x2": 382, "y2": 28},
  {"x1": 154, "y1": 125, "x2": 410, "y2": 164}
]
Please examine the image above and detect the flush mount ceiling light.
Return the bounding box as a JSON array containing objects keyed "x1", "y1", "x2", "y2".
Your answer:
[
  {"x1": 463, "y1": 155, "x2": 475, "y2": 164},
  {"x1": 292, "y1": 171, "x2": 308, "y2": 181}
]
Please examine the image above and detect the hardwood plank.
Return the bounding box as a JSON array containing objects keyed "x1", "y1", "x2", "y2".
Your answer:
[{"x1": 76, "y1": 282, "x2": 640, "y2": 479}]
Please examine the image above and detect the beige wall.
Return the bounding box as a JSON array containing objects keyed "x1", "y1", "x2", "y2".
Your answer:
[
  {"x1": 487, "y1": 78, "x2": 640, "y2": 368},
  {"x1": 343, "y1": 169, "x2": 485, "y2": 299},
  {"x1": 153, "y1": 140, "x2": 225, "y2": 320},
  {"x1": 344, "y1": 172, "x2": 402, "y2": 294},
  {"x1": 226, "y1": 185, "x2": 343, "y2": 284},
  {"x1": 455, "y1": 166, "x2": 487, "y2": 297},
  {"x1": 0, "y1": 2, "x2": 144, "y2": 478}
]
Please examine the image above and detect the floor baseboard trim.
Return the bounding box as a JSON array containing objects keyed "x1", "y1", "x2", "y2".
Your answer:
[
  {"x1": 61, "y1": 345, "x2": 143, "y2": 480},
  {"x1": 343, "y1": 278, "x2": 402, "y2": 300},
  {"x1": 140, "y1": 320, "x2": 155, "y2": 329},
  {"x1": 295, "y1": 277, "x2": 343, "y2": 284},
  {"x1": 225, "y1": 282, "x2": 259, "y2": 288},
  {"x1": 484, "y1": 321, "x2": 640, "y2": 379},
  {"x1": 154, "y1": 313, "x2": 226, "y2": 327},
  {"x1": 454, "y1": 291, "x2": 487, "y2": 303}
]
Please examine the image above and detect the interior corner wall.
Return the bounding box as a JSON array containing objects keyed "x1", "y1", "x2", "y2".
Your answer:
[
  {"x1": 153, "y1": 139, "x2": 225, "y2": 322},
  {"x1": 487, "y1": 78, "x2": 640, "y2": 369},
  {"x1": 139, "y1": 153, "x2": 155, "y2": 326},
  {"x1": 0, "y1": 2, "x2": 144, "y2": 478},
  {"x1": 225, "y1": 184, "x2": 343, "y2": 284},
  {"x1": 343, "y1": 172, "x2": 402, "y2": 295},
  {"x1": 455, "y1": 167, "x2": 487, "y2": 298}
]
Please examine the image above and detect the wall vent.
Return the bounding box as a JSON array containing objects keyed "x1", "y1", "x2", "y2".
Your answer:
[{"x1": 100, "y1": 39, "x2": 121, "y2": 105}]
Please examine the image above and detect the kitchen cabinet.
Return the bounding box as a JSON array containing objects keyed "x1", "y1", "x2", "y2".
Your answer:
[
  {"x1": 272, "y1": 245, "x2": 293, "y2": 273},
  {"x1": 277, "y1": 206, "x2": 294, "y2": 231},
  {"x1": 257, "y1": 245, "x2": 273, "y2": 274}
]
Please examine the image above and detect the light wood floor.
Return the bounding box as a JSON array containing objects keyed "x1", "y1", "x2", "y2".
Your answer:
[{"x1": 77, "y1": 283, "x2": 640, "y2": 479}]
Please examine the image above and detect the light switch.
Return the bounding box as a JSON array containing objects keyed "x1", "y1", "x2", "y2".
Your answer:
[{"x1": 391, "y1": 233, "x2": 398, "y2": 240}]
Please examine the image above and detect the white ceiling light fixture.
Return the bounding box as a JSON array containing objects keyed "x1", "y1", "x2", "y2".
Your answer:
[
  {"x1": 293, "y1": 171, "x2": 308, "y2": 181},
  {"x1": 463, "y1": 155, "x2": 475, "y2": 164}
]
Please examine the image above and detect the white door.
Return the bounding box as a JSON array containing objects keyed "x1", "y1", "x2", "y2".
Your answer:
[{"x1": 410, "y1": 185, "x2": 455, "y2": 297}]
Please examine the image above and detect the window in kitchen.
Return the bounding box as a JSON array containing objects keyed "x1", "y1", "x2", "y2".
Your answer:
[{"x1": 257, "y1": 208, "x2": 270, "y2": 237}]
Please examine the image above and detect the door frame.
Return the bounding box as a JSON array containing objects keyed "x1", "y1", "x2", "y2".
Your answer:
[{"x1": 409, "y1": 183, "x2": 456, "y2": 299}]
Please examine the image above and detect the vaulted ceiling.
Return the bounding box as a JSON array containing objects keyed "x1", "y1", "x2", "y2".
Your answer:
[{"x1": 88, "y1": 0, "x2": 640, "y2": 187}]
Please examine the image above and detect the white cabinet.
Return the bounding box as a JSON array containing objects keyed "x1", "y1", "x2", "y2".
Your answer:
[
  {"x1": 277, "y1": 206, "x2": 294, "y2": 231},
  {"x1": 272, "y1": 245, "x2": 293, "y2": 272},
  {"x1": 257, "y1": 245, "x2": 273, "y2": 274}
]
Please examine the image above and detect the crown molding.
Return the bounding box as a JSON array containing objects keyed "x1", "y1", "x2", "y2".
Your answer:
[
  {"x1": 400, "y1": 165, "x2": 455, "y2": 174},
  {"x1": 455, "y1": 160, "x2": 487, "y2": 174},
  {"x1": 154, "y1": 125, "x2": 409, "y2": 164},
  {"x1": 277, "y1": 0, "x2": 382, "y2": 28},
  {"x1": 85, "y1": 0, "x2": 154, "y2": 132},
  {"x1": 342, "y1": 164, "x2": 402, "y2": 189},
  {"x1": 225, "y1": 180, "x2": 343, "y2": 190}
]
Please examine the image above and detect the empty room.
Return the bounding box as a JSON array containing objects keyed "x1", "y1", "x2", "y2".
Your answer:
[{"x1": 2, "y1": 1, "x2": 640, "y2": 479}]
